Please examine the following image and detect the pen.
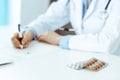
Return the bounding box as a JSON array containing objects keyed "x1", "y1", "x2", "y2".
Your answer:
[{"x1": 18, "y1": 24, "x2": 23, "y2": 49}]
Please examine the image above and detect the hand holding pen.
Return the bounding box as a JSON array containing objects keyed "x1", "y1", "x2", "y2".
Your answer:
[{"x1": 11, "y1": 24, "x2": 34, "y2": 49}]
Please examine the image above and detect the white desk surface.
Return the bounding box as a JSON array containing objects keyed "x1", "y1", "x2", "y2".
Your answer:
[{"x1": 0, "y1": 27, "x2": 120, "y2": 80}]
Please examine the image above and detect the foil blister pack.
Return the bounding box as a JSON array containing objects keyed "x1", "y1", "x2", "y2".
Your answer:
[{"x1": 67, "y1": 57, "x2": 108, "y2": 71}]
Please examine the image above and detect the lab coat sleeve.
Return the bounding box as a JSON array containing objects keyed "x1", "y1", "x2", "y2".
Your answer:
[
  {"x1": 26, "y1": 0, "x2": 70, "y2": 36},
  {"x1": 68, "y1": 0, "x2": 120, "y2": 53}
]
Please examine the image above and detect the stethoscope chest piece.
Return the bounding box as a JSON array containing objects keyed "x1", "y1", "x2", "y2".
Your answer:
[
  {"x1": 98, "y1": 10, "x2": 109, "y2": 20},
  {"x1": 98, "y1": 0, "x2": 111, "y2": 20}
]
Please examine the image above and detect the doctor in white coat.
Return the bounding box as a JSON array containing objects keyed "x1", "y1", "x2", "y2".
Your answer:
[{"x1": 12, "y1": 0, "x2": 120, "y2": 54}]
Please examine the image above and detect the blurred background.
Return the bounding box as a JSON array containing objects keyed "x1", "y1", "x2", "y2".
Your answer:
[
  {"x1": 0, "y1": 0, "x2": 56, "y2": 29},
  {"x1": 0, "y1": 0, "x2": 74, "y2": 35}
]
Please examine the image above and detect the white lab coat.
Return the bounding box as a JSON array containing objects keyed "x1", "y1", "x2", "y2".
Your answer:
[{"x1": 27, "y1": 0, "x2": 120, "y2": 54}]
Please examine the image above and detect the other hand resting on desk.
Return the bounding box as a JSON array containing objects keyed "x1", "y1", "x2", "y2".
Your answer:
[{"x1": 37, "y1": 32, "x2": 62, "y2": 45}]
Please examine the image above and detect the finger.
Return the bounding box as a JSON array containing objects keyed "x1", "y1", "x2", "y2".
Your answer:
[
  {"x1": 23, "y1": 44, "x2": 28, "y2": 48},
  {"x1": 22, "y1": 36, "x2": 29, "y2": 48},
  {"x1": 11, "y1": 33, "x2": 21, "y2": 48},
  {"x1": 37, "y1": 35, "x2": 46, "y2": 42},
  {"x1": 12, "y1": 33, "x2": 19, "y2": 39},
  {"x1": 11, "y1": 37, "x2": 21, "y2": 48}
]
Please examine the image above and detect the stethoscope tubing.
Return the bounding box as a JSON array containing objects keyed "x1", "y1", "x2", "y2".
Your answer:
[{"x1": 105, "y1": 0, "x2": 111, "y2": 10}]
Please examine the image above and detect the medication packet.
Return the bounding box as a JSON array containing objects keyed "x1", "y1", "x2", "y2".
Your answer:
[{"x1": 67, "y1": 57, "x2": 108, "y2": 71}]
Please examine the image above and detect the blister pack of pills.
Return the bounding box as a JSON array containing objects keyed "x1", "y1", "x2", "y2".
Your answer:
[{"x1": 67, "y1": 58, "x2": 108, "y2": 71}]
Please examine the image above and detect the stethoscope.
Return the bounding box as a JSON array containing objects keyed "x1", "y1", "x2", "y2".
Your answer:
[
  {"x1": 66, "y1": 0, "x2": 111, "y2": 20},
  {"x1": 99, "y1": 0, "x2": 111, "y2": 20},
  {"x1": 64, "y1": 0, "x2": 112, "y2": 31}
]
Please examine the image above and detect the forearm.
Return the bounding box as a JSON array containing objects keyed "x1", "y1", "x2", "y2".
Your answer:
[
  {"x1": 26, "y1": 0, "x2": 69, "y2": 36},
  {"x1": 59, "y1": 34, "x2": 107, "y2": 53}
]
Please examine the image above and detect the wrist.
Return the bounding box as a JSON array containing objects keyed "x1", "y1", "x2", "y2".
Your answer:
[
  {"x1": 56, "y1": 36, "x2": 62, "y2": 45},
  {"x1": 24, "y1": 30, "x2": 34, "y2": 42},
  {"x1": 21, "y1": 26, "x2": 38, "y2": 40},
  {"x1": 59, "y1": 35, "x2": 72, "y2": 49}
]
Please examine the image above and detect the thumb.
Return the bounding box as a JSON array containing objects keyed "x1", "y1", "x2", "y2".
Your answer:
[{"x1": 22, "y1": 36, "x2": 29, "y2": 48}]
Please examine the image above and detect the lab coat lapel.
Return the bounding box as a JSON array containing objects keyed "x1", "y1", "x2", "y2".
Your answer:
[
  {"x1": 71, "y1": 0, "x2": 83, "y2": 34},
  {"x1": 83, "y1": 0, "x2": 98, "y2": 20}
]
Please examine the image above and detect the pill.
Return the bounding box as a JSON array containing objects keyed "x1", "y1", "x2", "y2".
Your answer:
[
  {"x1": 92, "y1": 58, "x2": 98, "y2": 62},
  {"x1": 83, "y1": 58, "x2": 98, "y2": 67},
  {"x1": 101, "y1": 62, "x2": 105, "y2": 65},
  {"x1": 97, "y1": 66, "x2": 101, "y2": 69},
  {"x1": 99, "y1": 63, "x2": 103, "y2": 67},
  {"x1": 91, "y1": 67, "x2": 97, "y2": 70}
]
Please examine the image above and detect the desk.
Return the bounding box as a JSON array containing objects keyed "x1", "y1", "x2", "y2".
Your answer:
[{"x1": 0, "y1": 28, "x2": 120, "y2": 80}]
